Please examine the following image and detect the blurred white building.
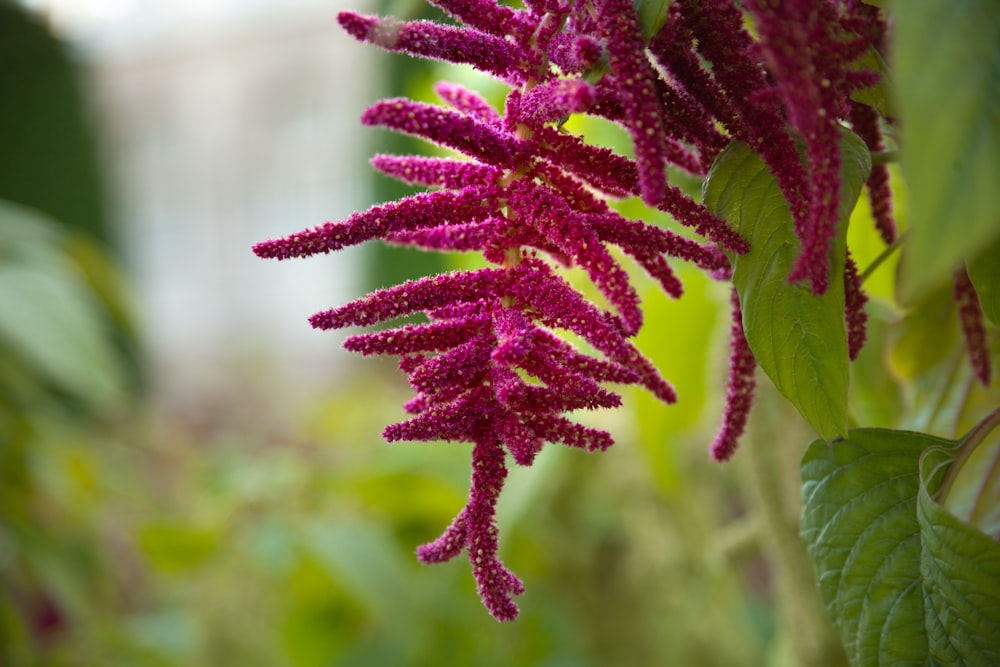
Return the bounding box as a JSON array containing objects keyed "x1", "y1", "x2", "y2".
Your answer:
[{"x1": 56, "y1": 0, "x2": 381, "y2": 391}]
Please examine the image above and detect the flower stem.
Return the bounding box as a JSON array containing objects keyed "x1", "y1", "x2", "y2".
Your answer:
[
  {"x1": 936, "y1": 403, "x2": 1000, "y2": 501},
  {"x1": 859, "y1": 230, "x2": 908, "y2": 284},
  {"x1": 871, "y1": 149, "x2": 899, "y2": 164}
]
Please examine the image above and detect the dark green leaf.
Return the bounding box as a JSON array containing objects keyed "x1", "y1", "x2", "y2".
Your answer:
[
  {"x1": 801, "y1": 429, "x2": 953, "y2": 665},
  {"x1": 919, "y1": 446, "x2": 1000, "y2": 666},
  {"x1": 894, "y1": 0, "x2": 1000, "y2": 302},
  {"x1": 966, "y1": 236, "x2": 1000, "y2": 327},
  {"x1": 633, "y1": 0, "x2": 668, "y2": 41},
  {"x1": 703, "y1": 131, "x2": 871, "y2": 439}
]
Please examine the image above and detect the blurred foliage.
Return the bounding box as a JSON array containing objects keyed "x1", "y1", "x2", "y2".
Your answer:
[{"x1": 0, "y1": 3, "x2": 113, "y2": 247}]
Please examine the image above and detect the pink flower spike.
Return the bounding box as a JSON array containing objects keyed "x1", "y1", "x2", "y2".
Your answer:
[
  {"x1": 506, "y1": 180, "x2": 643, "y2": 335},
  {"x1": 310, "y1": 269, "x2": 505, "y2": 330},
  {"x1": 416, "y1": 510, "x2": 469, "y2": 563},
  {"x1": 515, "y1": 79, "x2": 598, "y2": 127},
  {"x1": 337, "y1": 12, "x2": 523, "y2": 81},
  {"x1": 434, "y1": 82, "x2": 502, "y2": 124},
  {"x1": 343, "y1": 316, "x2": 491, "y2": 356},
  {"x1": 363, "y1": 99, "x2": 523, "y2": 168},
  {"x1": 711, "y1": 288, "x2": 757, "y2": 462},
  {"x1": 508, "y1": 259, "x2": 677, "y2": 404},
  {"x1": 954, "y1": 266, "x2": 992, "y2": 387},
  {"x1": 464, "y1": 436, "x2": 524, "y2": 621},
  {"x1": 371, "y1": 154, "x2": 501, "y2": 190},
  {"x1": 428, "y1": 0, "x2": 529, "y2": 40},
  {"x1": 592, "y1": 0, "x2": 669, "y2": 205},
  {"x1": 787, "y1": 127, "x2": 842, "y2": 295},
  {"x1": 632, "y1": 251, "x2": 685, "y2": 299},
  {"x1": 649, "y1": 5, "x2": 740, "y2": 134},
  {"x1": 589, "y1": 211, "x2": 732, "y2": 271},
  {"x1": 408, "y1": 338, "x2": 493, "y2": 396},
  {"x1": 532, "y1": 126, "x2": 639, "y2": 198},
  {"x1": 849, "y1": 102, "x2": 896, "y2": 244},
  {"x1": 417, "y1": 434, "x2": 524, "y2": 621},
  {"x1": 389, "y1": 221, "x2": 494, "y2": 254},
  {"x1": 521, "y1": 414, "x2": 615, "y2": 452},
  {"x1": 548, "y1": 33, "x2": 605, "y2": 74},
  {"x1": 253, "y1": 188, "x2": 494, "y2": 260},
  {"x1": 654, "y1": 187, "x2": 749, "y2": 254},
  {"x1": 844, "y1": 252, "x2": 868, "y2": 361},
  {"x1": 383, "y1": 388, "x2": 488, "y2": 443}
]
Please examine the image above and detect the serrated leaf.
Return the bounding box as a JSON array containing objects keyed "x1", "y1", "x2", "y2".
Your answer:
[
  {"x1": 801, "y1": 429, "x2": 953, "y2": 666},
  {"x1": 966, "y1": 236, "x2": 1000, "y2": 327},
  {"x1": 919, "y1": 446, "x2": 1000, "y2": 666},
  {"x1": 894, "y1": 0, "x2": 1000, "y2": 302},
  {"x1": 703, "y1": 131, "x2": 871, "y2": 439}
]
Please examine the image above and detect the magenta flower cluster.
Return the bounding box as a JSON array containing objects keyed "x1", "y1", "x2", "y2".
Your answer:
[{"x1": 255, "y1": 0, "x2": 897, "y2": 620}]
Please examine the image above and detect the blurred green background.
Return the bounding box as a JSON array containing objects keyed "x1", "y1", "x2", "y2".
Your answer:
[{"x1": 0, "y1": 2, "x2": 890, "y2": 665}]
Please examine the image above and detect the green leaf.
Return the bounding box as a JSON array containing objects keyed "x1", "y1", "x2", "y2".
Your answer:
[
  {"x1": 801, "y1": 429, "x2": 951, "y2": 665},
  {"x1": 849, "y1": 48, "x2": 895, "y2": 119},
  {"x1": 942, "y1": 430, "x2": 1000, "y2": 540},
  {"x1": 919, "y1": 446, "x2": 1000, "y2": 666},
  {"x1": 633, "y1": 0, "x2": 668, "y2": 41},
  {"x1": 894, "y1": 0, "x2": 1000, "y2": 302},
  {"x1": 967, "y1": 236, "x2": 1000, "y2": 327},
  {"x1": 0, "y1": 201, "x2": 126, "y2": 408},
  {"x1": 703, "y1": 131, "x2": 871, "y2": 439},
  {"x1": 802, "y1": 429, "x2": 1000, "y2": 665}
]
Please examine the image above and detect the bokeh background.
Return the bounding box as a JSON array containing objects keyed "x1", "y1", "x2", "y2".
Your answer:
[{"x1": 1, "y1": 1, "x2": 854, "y2": 665}]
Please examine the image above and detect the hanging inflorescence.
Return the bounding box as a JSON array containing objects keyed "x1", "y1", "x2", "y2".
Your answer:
[{"x1": 255, "y1": 0, "x2": 909, "y2": 620}]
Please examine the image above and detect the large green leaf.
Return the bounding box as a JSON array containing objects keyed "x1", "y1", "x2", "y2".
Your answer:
[
  {"x1": 894, "y1": 0, "x2": 1000, "y2": 302},
  {"x1": 801, "y1": 429, "x2": 947, "y2": 665},
  {"x1": 802, "y1": 429, "x2": 1000, "y2": 666},
  {"x1": 919, "y1": 447, "x2": 1000, "y2": 666},
  {"x1": 704, "y1": 132, "x2": 871, "y2": 439}
]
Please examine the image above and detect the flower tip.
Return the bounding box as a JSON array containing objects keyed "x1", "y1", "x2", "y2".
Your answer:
[
  {"x1": 336, "y1": 10, "x2": 374, "y2": 41},
  {"x1": 251, "y1": 238, "x2": 285, "y2": 259}
]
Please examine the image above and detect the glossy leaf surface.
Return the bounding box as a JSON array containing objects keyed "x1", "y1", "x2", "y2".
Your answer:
[{"x1": 704, "y1": 132, "x2": 871, "y2": 439}]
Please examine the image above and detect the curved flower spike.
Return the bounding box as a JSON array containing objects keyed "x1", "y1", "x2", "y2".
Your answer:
[
  {"x1": 954, "y1": 266, "x2": 992, "y2": 387},
  {"x1": 252, "y1": 187, "x2": 495, "y2": 259},
  {"x1": 338, "y1": 11, "x2": 524, "y2": 82},
  {"x1": 593, "y1": 0, "x2": 670, "y2": 205},
  {"x1": 363, "y1": 98, "x2": 524, "y2": 168},
  {"x1": 711, "y1": 288, "x2": 757, "y2": 462}
]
